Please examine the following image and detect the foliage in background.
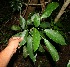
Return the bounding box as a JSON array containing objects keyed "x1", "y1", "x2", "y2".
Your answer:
[{"x1": 11, "y1": 2, "x2": 67, "y2": 63}]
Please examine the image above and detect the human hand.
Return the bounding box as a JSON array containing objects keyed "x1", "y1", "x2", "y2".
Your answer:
[{"x1": 8, "y1": 37, "x2": 23, "y2": 53}]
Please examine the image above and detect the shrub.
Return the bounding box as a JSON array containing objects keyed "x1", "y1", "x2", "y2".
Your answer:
[{"x1": 11, "y1": 2, "x2": 66, "y2": 63}]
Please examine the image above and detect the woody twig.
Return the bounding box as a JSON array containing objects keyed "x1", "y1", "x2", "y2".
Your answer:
[{"x1": 54, "y1": 0, "x2": 70, "y2": 23}]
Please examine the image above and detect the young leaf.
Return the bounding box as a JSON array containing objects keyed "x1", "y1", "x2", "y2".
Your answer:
[
  {"x1": 33, "y1": 28, "x2": 41, "y2": 52},
  {"x1": 44, "y1": 29, "x2": 66, "y2": 45},
  {"x1": 31, "y1": 13, "x2": 40, "y2": 27},
  {"x1": 13, "y1": 30, "x2": 27, "y2": 46},
  {"x1": 19, "y1": 15, "x2": 25, "y2": 29},
  {"x1": 67, "y1": 60, "x2": 70, "y2": 67},
  {"x1": 44, "y1": 39, "x2": 59, "y2": 61},
  {"x1": 41, "y1": 2, "x2": 59, "y2": 19},
  {"x1": 27, "y1": 35, "x2": 36, "y2": 62},
  {"x1": 23, "y1": 46, "x2": 28, "y2": 58},
  {"x1": 11, "y1": 25, "x2": 21, "y2": 31}
]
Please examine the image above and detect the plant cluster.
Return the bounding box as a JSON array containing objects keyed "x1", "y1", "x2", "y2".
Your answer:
[{"x1": 11, "y1": 2, "x2": 66, "y2": 63}]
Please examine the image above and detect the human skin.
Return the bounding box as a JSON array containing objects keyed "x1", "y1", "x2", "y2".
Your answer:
[{"x1": 0, "y1": 37, "x2": 23, "y2": 67}]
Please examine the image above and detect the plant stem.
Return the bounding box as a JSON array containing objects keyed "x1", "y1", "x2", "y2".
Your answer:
[{"x1": 54, "y1": 0, "x2": 70, "y2": 23}]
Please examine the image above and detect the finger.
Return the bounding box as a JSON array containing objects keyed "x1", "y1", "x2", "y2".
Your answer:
[
  {"x1": 9, "y1": 37, "x2": 20, "y2": 42},
  {"x1": 12, "y1": 37, "x2": 21, "y2": 39}
]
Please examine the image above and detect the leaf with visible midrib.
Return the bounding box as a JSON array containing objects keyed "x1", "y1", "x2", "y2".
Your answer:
[
  {"x1": 27, "y1": 36, "x2": 36, "y2": 62},
  {"x1": 44, "y1": 39, "x2": 59, "y2": 61},
  {"x1": 33, "y1": 28, "x2": 41, "y2": 52},
  {"x1": 44, "y1": 29, "x2": 66, "y2": 45},
  {"x1": 41, "y1": 2, "x2": 59, "y2": 19}
]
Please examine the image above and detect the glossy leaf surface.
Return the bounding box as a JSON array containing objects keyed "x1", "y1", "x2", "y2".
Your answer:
[
  {"x1": 44, "y1": 39, "x2": 59, "y2": 61},
  {"x1": 27, "y1": 36, "x2": 36, "y2": 62},
  {"x1": 41, "y1": 2, "x2": 59, "y2": 19},
  {"x1": 33, "y1": 28, "x2": 41, "y2": 52},
  {"x1": 44, "y1": 29, "x2": 66, "y2": 45}
]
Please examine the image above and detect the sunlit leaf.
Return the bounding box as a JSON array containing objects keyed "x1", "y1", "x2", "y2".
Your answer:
[
  {"x1": 23, "y1": 46, "x2": 28, "y2": 58},
  {"x1": 19, "y1": 15, "x2": 26, "y2": 29},
  {"x1": 11, "y1": 25, "x2": 21, "y2": 31},
  {"x1": 44, "y1": 39, "x2": 59, "y2": 61},
  {"x1": 13, "y1": 30, "x2": 27, "y2": 46},
  {"x1": 44, "y1": 29, "x2": 66, "y2": 45},
  {"x1": 27, "y1": 35, "x2": 36, "y2": 62},
  {"x1": 33, "y1": 28, "x2": 41, "y2": 52},
  {"x1": 41, "y1": 2, "x2": 59, "y2": 19}
]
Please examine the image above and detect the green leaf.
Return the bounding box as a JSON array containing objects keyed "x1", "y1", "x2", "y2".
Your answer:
[
  {"x1": 56, "y1": 22, "x2": 63, "y2": 28},
  {"x1": 23, "y1": 46, "x2": 28, "y2": 58},
  {"x1": 67, "y1": 60, "x2": 70, "y2": 67},
  {"x1": 11, "y1": 25, "x2": 21, "y2": 31},
  {"x1": 38, "y1": 44, "x2": 45, "y2": 52},
  {"x1": 30, "y1": 28, "x2": 34, "y2": 36},
  {"x1": 40, "y1": 22, "x2": 50, "y2": 29},
  {"x1": 27, "y1": 19, "x2": 32, "y2": 25},
  {"x1": 31, "y1": 13, "x2": 40, "y2": 27},
  {"x1": 40, "y1": 31, "x2": 46, "y2": 39},
  {"x1": 13, "y1": 30, "x2": 27, "y2": 46},
  {"x1": 19, "y1": 15, "x2": 25, "y2": 29},
  {"x1": 44, "y1": 39, "x2": 59, "y2": 61},
  {"x1": 33, "y1": 28, "x2": 41, "y2": 52},
  {"x1": 41, "y1": 2, "x2": 59, "y2": 19},
  {"x1": 27, "y1": 35, "x2": 36, "y2": 62},
  {"x1": 44, "y1": 29, "x2": 66, "y2": 45}
]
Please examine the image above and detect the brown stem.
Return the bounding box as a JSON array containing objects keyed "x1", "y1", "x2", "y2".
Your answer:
[
  {"x1": 22, "y1": 0, "x2": 31, "y2": 18},
  {"x1": 40, "y1": 0, "x2": 46, "y2": 12},
  {"x1": 22, "y1": 2, "x2": 48, "y2": 6},
  {"x1": 54, "y1": 0, "x2": 70, "y2": 23},
  {"x1": 22, "y1": 0, "x2": 38, "y2": 19}
]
